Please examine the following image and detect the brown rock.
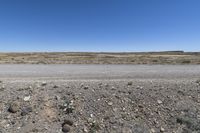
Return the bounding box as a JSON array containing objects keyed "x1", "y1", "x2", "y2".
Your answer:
[
  {"x1": 63, "y1": 119, "x2": 73, "y2": 126},
  {"x1": 8, "y1": 102, "x2": 20, "y2": 113},
  {"x1": 62, "y1": 124, "x2": 70, "y2": 132}
]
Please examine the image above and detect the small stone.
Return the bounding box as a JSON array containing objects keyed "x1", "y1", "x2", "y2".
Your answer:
[
  {"x1": 196, "y1": 79, "x2": 200, "y2": 85},
  {"x1": 150, "y1": 128, "x2": 156, "y2": 133},
  {"x1": 157, "y1": 100, "x2": 163, "y2": 104},
  {"x1": 5, "y1": 124, "x2": 10, "y2": 128},
  {"x1": 111, "y1": 86, "x2": 115, "y2": 90},
  {"x1": 27, "y1": 86, "x2": 32, "y2": 90},
  {"x1": 138, "y1": 104, "x2": 143, "y2": 108},
  {"x1": 53, "y1": 85, "x2": 59, "y2": 88},
  {"x1": 24, "y1": 96, "x2": 31, "y2": 101},
  {"x1": 83, "y1": 126, "x2": 88, "y2": 132},
  {"x1": 108, "y1": 102, "x2": 113, "y2": 106},
  {"x1": 55, "y1": 95, "x2": 60, "y2": 100},
  {"x1": 41, "y1": 82, "x2": 47, "y2": 86},
  {"x1": 83, "y1": 86, "x2": 89, "y2": 90},
  {"x1": 105, "y1": 84, "x2": 109, "y2": 87},
  {"x1": 127, "y1": 81, "x2": 133, "y2": 86},
  {"x1": 8, "y1": 102, "x2": 20, "y2": 113},
  {"x1": 62, "y1": 124, "x2": 70, "y2": 132},
  {"x1": 21, "y1": 106, "x2": 33, "y2": 116},
  {"x1": 90, "y1": 114, "x2": 94, "y2": 118},
  {"x1": 136, "y1": 86, "x2": 143, "y2": 89},
  {"x1": 113, "y1": 108, "x2": 118, "y2": 112},
  {"x1": 65, "y1": 107, "x2": 74, "y2": 114},
  {"x1": 63, "y1": 119, "x2": 73, "y2": 126},
  {"x1": 160, "y1": 127, "x2": 165, "y2": 132},
  {"x1": 0, "y1": 85, "x2": 5, "y2": 91}
]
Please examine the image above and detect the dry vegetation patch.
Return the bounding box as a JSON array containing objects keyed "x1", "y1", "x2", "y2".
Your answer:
[{"x1": 0, "y1": 51, "x2": 200, "y2": 64}]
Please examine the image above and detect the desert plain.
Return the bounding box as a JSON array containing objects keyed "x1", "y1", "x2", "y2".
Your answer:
[{"x1": 0, "y1": 52, "x2": 200, "y2": 133}]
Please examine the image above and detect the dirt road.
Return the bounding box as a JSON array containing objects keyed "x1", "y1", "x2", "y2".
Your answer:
[{"x1": 0, "y1": 64, "x2": 199, "y2": 80}]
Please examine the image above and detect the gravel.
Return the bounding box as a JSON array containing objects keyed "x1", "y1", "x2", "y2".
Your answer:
[{"x1": 0, "y1": 65, "x2": 200, "y2": 133}]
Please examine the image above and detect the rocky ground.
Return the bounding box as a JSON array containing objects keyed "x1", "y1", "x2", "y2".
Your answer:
[{"x1": 1, "y1": 79, "x2": 200, "y2": 133}]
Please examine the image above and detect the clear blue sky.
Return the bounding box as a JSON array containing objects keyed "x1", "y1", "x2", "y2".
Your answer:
[{"x1": 0, "y1": 0, "x2": 200, "y2": 52}]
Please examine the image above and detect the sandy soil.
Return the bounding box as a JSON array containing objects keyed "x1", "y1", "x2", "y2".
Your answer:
[{"x1": 0, "y1": 65, "x2": 200, "y2": 133}]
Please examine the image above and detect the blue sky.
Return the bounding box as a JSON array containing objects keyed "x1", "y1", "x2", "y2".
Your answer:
[{"x1": 0, "y1": 0, "x2": 200, "y2": 52}]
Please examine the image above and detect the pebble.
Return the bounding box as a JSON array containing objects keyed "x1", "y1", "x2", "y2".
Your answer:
[
  {"x1": 150, "y1": 128, "x2": 156, "y2": 133},
  {"x1": 113, "y1": 108, "x2": 118, "y2": 112},
  {"x1": 108, "y1": 102, "x2": 113, "y2": 106},
  {"x1": 83, "y1": 126, "x2": 88, "y2": 132},
  {"x1": 8, "y1": 102, "x2": 20, "y2": 113},
  {"x1": 160, "y1": 127, "x2": 165, "y2": 132},
  {"x1": 53, "y1": 85, "x2": 59, "y2": 88},
  {"x1": 63, "y1": 119, "x2": 73, "y2": 126},
  {"x1": 90, "y1": 114, "x2": 94, "y2": 118},
  {"x1": 196, "y1": 79, "x2": 200, "y2": 85},
  {"x1": 136, "y1": 86, "x2": 143, "y2": 89},
  {"x1": 105, "y1": 84, "x2": 109, "y2": 87},
  {"x1": 27, "y1": 86, "x2": 32, "y2": 90},
  {"x1": 0, "y1": 85, "x2": 5, "y2": 90},
  {"x1": 55, "y1": 95, "x2": 60, "y2": 100},
  {"x1": 62, "y1": 124, "x2": 70, "y2": 132},
  {"x1": 21, "y1": 106, "x2": 33, "y2": 116},
  {"x1": 5, "y1": 124, "x2": 10, "y2": 128},
  {"x1": 41, "y1": 82, "x2": 47, "y2": 86},
  {"x1": 111, "y1": 86, "x2": 115, "y2": 90},
  {"x1": 83, "y1": 86, "x2": 89, "y2": 90},
  {"x1": 127, "y1": 81, "x2": 133, "y2": 85},
  {"x1": 24, "y1": 96, "x2": 31, "y2": 101},
  {"x1": 157, "y1": 100, "x2": 163, "y2": 104}
]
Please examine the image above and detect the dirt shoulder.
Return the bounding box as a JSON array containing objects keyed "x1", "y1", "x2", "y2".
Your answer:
[{"x1": 0, "y1": 79, "x2": 200, "y2": 133}]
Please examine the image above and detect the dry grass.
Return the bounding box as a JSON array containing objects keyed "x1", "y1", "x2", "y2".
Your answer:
[{"x1": 0, "y1": 51, "x2": 200, "y2": 64}]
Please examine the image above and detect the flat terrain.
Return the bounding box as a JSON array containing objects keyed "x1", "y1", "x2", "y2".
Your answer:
[
  {"x1": 0, "y1": 51, "x2": 200, "y2": 64},
  {"x1": 0, "y1": 65, "x2": 200, "y2": 133}
]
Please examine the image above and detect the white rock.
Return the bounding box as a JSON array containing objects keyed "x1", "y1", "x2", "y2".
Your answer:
[
  {"x1": 1, "y1": 85, "x2": 5, "y2": 89},
  {"x1": 108, "y1": 102, "x2": 113, "y2": 106},
  {"x1": 24, "y1": 95, "x2": 31, "y2": 101},
  {"x1": 5, "y1": 124, "x2": 10, "y2": 128},
  {"x1": 157, "y1": 100, "x2": 163, "y2": 104},
  {"x1": 90, "y1": 114, "x2": 94, "y2": 118},
  {"x1": 160, "y1": 127, "x2": 165, "y2": 132},
  {"x1": 83, "y1": 126, "x2": 88, "y2": 132},
  {"x1": 41, "y1": 81, "x2": 47, "y2": 86},
  {"x1": 150, "y1": 128, "x2": 156, "y2": 133}
]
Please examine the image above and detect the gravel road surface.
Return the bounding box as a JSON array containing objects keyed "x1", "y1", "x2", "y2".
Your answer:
[{"x1": 0, "y1": 64, "x2": 200, "y2": 80}]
